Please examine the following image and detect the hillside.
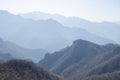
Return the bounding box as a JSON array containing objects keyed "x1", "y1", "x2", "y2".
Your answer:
[
  {"x1": 0, "y1": 60, "x2": 63, "y2": 80},
  {"x1": 81, "y1": 47, "x2": 120, "y2": 80},
  {"x1": 40, "y1": 39, "x2": 120, "y2": 80}
]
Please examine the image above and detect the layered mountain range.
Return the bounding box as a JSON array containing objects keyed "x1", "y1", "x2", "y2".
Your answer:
[
  {"x1": 21, "y1": 11, "x2": 120, "y2": 44},
  {"x1": 0, "y1": 10, "x2": 115, "y2": 52},
  {"x1": 0, "y1": 10, "x2": 120, "y2": 80}
]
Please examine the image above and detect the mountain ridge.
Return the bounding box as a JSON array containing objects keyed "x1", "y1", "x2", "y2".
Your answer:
[{"x1": 40, "y1": 39, "x2": 120, "y2": 80}]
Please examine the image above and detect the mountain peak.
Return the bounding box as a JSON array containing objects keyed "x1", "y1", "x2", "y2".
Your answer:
[
  {"x1": 73, "y1": 39, "x2": 95, "y2": 46},
  {"x1": 73, "y1": 39, "x2": 88, "y2": 43}
]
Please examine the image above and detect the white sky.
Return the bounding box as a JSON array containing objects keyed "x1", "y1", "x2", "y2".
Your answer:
[{"x1": 0, "y1": 0, "x2": 120, "y2": 22}]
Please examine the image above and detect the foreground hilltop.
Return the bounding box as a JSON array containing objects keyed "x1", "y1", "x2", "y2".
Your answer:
[{"x1": 0, "y1": 60, "x2": 63, "y2": 80}]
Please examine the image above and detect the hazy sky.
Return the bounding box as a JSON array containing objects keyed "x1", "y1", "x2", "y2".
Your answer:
[{"x1": 0, "y1": 0, "x2": 120, "y2": 22}]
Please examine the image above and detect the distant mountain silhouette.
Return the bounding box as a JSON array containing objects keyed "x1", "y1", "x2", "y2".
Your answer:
[
  {"x1": 40, "y1": 39, "x2": 120, "y2": 80},
  {"x1": 0, "y1": 10, "x2": 115, "y2": 52},
  {"x1": 81, "y1": 22, "x2": 120, "y2": 44},
  {"x1": 20, "y1": 11, "x2": 91, "y2": 27},
  {"x1": 0, "y1": 37, "x2": 47, "y2": 62},
  {"x1": 20, "y1": 11, "x2": 120, "y2": 44},
  {"x1": 0, "y1": 60, "x2": 63, "y2": 80}
]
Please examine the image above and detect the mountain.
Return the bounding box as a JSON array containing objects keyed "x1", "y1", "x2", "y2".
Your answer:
[
  {"x1": 40, "y1": 39, "x2": 120, "y2": 80},
  {"x1": 0, "y1": 37, "x2": 47, "y2": 62},
  {"x1": 20, "y1": 12, "x2": 120, "y2": 44},
  {"x1": 0, "y1": 10, "x2": 115, "y2": 52},
  {"x1": 0, "y1": 60, "x2": 63, "y2": 80}
]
